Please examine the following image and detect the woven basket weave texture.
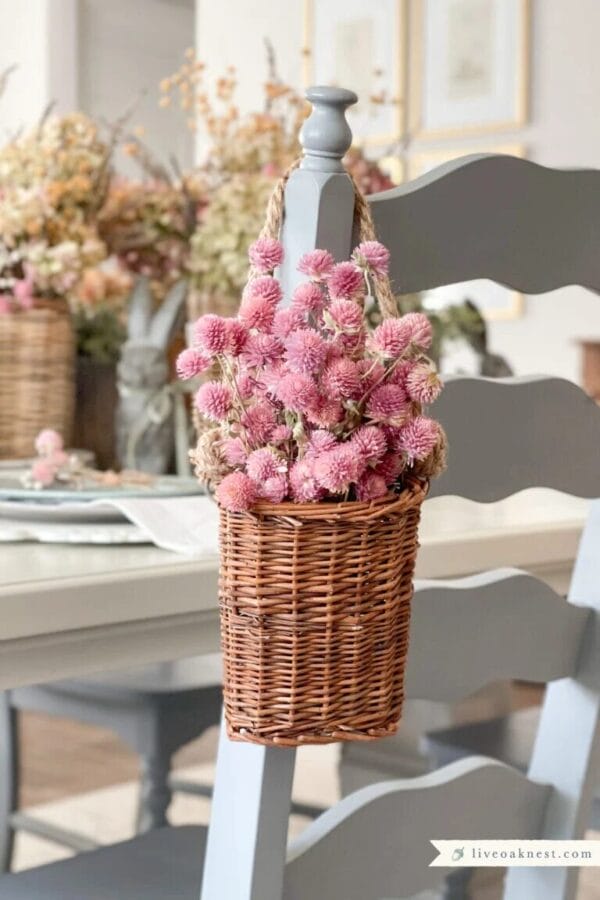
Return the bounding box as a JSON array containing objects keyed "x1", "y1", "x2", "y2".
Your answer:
[
  {"x1": 219, "y1": 479, "x2": 425, "y2": 747},
  {"x1": 0, "y1": 303, "x2": 75, "y2": 459}
]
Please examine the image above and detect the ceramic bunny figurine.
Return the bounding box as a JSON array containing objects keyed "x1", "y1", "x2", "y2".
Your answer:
[{"x1": 116, "y1": 278, "x2": 187, "y2": 474}]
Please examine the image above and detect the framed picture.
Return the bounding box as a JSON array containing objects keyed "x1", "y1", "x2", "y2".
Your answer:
[
  {"x1": 303, "y1": 0, "x2": 407, "y2": 146},
  {"x1": 409, "y1": 0, "x2": 530, "y2": 139},
  {"x1": 407, "y1": 143, "x2": 526, "y2": 321}
]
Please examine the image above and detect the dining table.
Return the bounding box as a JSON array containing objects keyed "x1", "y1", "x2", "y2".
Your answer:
[{"x1": 0, "y1": 487, "x2": 590, "y2": 896}]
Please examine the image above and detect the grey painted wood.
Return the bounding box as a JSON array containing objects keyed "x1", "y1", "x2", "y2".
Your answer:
[
  {"x1": 505, "y1": 502, "x2": 600, "y2": 900},
  {"x1": 429, "y1": 375, "x2": 600, "y2": 501},
  {"x1": 200, "y1": 718, "x2": 296, "y2": 900},
  {"x1": 284, "y1": 757, "x2": 549, "y2": 900},
  {"x1": 2, "y1": 675, "x2": 222, "y2": 864},
  {"x1": 0, "y1": 693, "x2": 16, "y2": 872},
  {"x1": 0, "y1": 825, "x2": 207, "y2": 899},
  {"x1": 406, "y1": 569, "x2": 590, "y2": 703},
  {"x1": 369, "y1": 154, "x2": 600, "y2": 295},
  {"x1": 278, "y1": 87, "x2": 357, "y2": 299}
]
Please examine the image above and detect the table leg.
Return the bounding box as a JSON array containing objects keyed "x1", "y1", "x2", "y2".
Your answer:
[{"x1": 200, "y1": 715, "x2": 296, "y2": 900}]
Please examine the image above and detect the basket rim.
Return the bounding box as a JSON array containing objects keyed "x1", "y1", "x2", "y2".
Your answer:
[{"x1": 219, "y1": 475, "x2": 428, "y2": 522}]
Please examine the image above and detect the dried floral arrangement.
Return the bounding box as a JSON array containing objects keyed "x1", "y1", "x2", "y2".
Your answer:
[
  {"x1": 0, "y1": 113, "x2": 111, "y2": 311},
  {"x1": 158, "y1": 47, "x2": 394, "y2": 312},
  {"x1": 178, "y1": 237, "x2": 445, "y2": 511}
]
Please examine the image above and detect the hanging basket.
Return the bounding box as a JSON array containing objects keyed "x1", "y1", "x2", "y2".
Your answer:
[
  {"x1": 203, "y1": 159, "x2": 444, "y2": 747},
  {"x1": 219, "y1": 477, "x2": 426, "y2": 747},
  {"x1": 0, "y1": 301, "x2": 75, "y2": 459}
]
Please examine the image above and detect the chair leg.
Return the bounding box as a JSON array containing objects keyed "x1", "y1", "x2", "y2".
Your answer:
[
  {"x1": 0, "y1": 693, "x2": 18, "y2": 873},
  {"x1": 136, "y1": 748, "x2": 173, "y2": 832}
]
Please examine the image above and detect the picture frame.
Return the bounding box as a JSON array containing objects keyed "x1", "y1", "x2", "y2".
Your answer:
[
  {"x1": 407, "y1": 143, "x2": 527, "y2": 321},
  {"x1": 409, "y1": 0, "x2": 530, "y2": 140},
  {"x1": 303, "y1": 0, "x2": 407, "y2": 146}
]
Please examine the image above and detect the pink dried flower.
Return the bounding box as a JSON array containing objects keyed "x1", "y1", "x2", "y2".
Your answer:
[
  {"x1": 248, "y1": 237, "x2": 284, "y2": 273},
  {"x1": 31, "y1": 458, "x2": 57, "y2": 487},
  {"x1": 289, "y1": 457, "x2": 325, "y2": 502},
  {"x1": 176, "y1": 348, "x2": 211, "y2": 380},
  {"x1": 326, "y1": 298, "x2": 363, "y2": 333},
  {"x1": 291, "y1": 282, "x2": 324, "y2": 314},
  {"x1": 387, "y1": 359, "x2": 414, "y2": 386},
  {"x1": 398, "y1": 416, "x2": 439, "y2": 461},
  {"x1": 357, "y1": 359, "x2": 385, "y2": 392},
  {"x1": 284, "y1": 328, "x2": 328, "y2": 374},
  {"x1": 271, "y1": 424, "x2": 293, "y2": 444},
  {"x1": 350, "y1": 425, "x2": 387, "y2": 465},
  {"x1": 327, "y1": 261, "x2": 364, "y2": 300},
  {"x1": 194, "y1": 314, "x2": 230, "y2": 356},
  {"x1": 222, "y1": 437, "x2": 247, "y2": 466},
  {"x1": 275, "y1": 373, "x2": 320, "y2": 414},
  {"x1": 226, "y1": 319, "x2": 249, "y2": 356},
  {"x1": 258, "y1": 473, "x2": 288, "y2": 503},
  {"x1": 272, "y1": 307, "x2": 304, "y2": 340},
  {"x1": 246, "y1": 447, "x2": 281, "y2": 481},
  {"x1": 405, "y1": 363, "x2": 443, "y2": 404},
  {"x1": 366, "y1": 383, "x2": 410, "y2": 424},
  {"x1": 306, "y1": 429, "x2": 338, "y2": 456},
  {"x1": 238, "y1": 293, "x2": 277, "y2": 331},
  {"x1": 402, "y1": 312, "x2": 433, "y2": 350},
  {"x1": 297, "y1": 249, "x2": 335, "y2": 280},
  {"x1": 35, "y1": 428, "x2": 64, "y2": 456},
  {"x1": 356, "y1": 471, "x2": 388, "y2": 501},
  {"x1": 374, "y1": 452, "x2": 404, "y2": 484},
  {"x1": 368, "y1": 319, "x2": 412, "y2": 358},
  {"x1": 261, "y1": 360, "x2": 286, "y2": 396},
  {"x1": 352, "y1": 241, "x2": 390, "y2": 276},
  {"x1": 195, "y1": 381, "x2": 232, "y2": 422},
  {"x1": 241, "y1": 401, "x2": 277, "y2": 444},
  {"x1": 313, "y1": 444, "x2": 363, "y2": 493},
  {"x1": 241, "y1": 333, "x2": 283, "y2": 369},
  {"x1": 216, "y1": 471, "x2": 257, "y2": 512},
  {"x1": 243, "y1": 275, "x2": 283, "y2": 306},
  {"x1": 306, "y1": 395, "x2": 344, "y2": 428},
  {"x1": 321, "y1": 358, "x2": 361, "y2": 399},
  {"x1": 236, "y1": 370, "x2": 257, "y2": 400}
]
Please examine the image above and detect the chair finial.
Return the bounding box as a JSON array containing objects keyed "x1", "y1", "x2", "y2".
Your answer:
[{"x1": 300, "y1": 85, "x2": 358, "y2": 172}]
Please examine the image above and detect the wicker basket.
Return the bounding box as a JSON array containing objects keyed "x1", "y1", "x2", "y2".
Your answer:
[
  {"x1": 0, "y1": 301, "x2": 75, "y2": 459},
  {"x1": 219, "y1": 478, "x2": 427, "y2": 747}
]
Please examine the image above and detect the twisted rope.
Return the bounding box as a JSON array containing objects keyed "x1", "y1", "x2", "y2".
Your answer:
[{"x1": 247, "y1": 159, "x2": 398, "y2": 319}]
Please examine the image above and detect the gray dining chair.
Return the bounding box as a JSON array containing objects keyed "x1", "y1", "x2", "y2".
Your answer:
[
  {"x1": 0, "y1": 656, "x2": 223, "y2": 869},
  {"x1": 1, "y1": 86, "x2": 600, "y2": 900}
]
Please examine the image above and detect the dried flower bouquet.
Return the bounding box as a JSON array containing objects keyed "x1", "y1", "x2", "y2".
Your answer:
[{"x1": 178, "y1": 237, "x2": 445, "y2": 512}]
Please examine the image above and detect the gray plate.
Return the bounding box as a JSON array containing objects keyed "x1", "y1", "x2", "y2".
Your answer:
[{"x1": 0, "y1": 474, "x2": 202, "y2": 503}]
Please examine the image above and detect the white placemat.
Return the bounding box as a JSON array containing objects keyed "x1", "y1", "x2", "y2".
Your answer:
[{"x1": 0, "y1": 495, "x2": 220, "y2": 557}]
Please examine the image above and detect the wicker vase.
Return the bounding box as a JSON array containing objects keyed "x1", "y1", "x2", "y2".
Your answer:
[
  {"x1": 218, "y1": 478, "x2": 427, "y2": 747},
  {"x1": 0, "y1": 301, "x2": 75, "y2": 459}
]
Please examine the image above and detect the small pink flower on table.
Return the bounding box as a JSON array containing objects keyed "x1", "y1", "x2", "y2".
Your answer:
[
  {"x1": 30, "y1": 458, "x2": 58, "y2": 488},
  {"x1": 35, "y1": 429, "x2": 64, "y2": 456}
]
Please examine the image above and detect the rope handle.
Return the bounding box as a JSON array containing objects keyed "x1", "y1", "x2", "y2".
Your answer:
[{"x1": 247, "y1": 159, "x2": 398, "y2": 320}]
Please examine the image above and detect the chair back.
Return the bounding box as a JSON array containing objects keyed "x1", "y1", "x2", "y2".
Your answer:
[{"x1": 277, "y1": 87, "x2": 600, "y2": 900}]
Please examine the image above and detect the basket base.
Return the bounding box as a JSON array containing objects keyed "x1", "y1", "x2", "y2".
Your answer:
[{"x1": 225, "y1": 713, "x2": 403, "y2": 748}]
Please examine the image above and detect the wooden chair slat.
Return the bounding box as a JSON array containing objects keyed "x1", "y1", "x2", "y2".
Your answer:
[
  {"x1": 370, "y1": 154, "x2": 600, "y2": 295},
  {"x1": 284, "y1": 757, "x2": 549, "y2": 900},
  {"x1": 406, "y1": 569, "x2": 590, "y2": 703},
  {"x1": 430, "y1": 375, "x2": 600, "y2": 500}
]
